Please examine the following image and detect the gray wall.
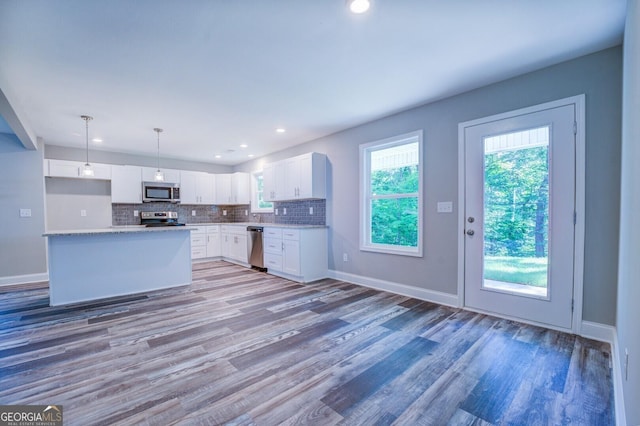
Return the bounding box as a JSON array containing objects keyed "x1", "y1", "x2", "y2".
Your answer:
[
  {"x1": 617, "y1": 1, "x2": 640, "y2": 423},
  {"x1": 236, "y1": 47, "x2": 622, "y2": 326},
  {"x1": 45, "y1": 178, "x2": 112, "y2": 230},
  {"x1": 44, "y1": 144, "x2": 233, "y2": 174},
  {"x1": 0, "y1": 134, "x2": 47, "y2": 279}
]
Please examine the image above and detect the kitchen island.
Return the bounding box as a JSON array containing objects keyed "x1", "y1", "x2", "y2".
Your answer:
[{"x1": 44, "y1": 227, "x2": 192, "y2": 306}]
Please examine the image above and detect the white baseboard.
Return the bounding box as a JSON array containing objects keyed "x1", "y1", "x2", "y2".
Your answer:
[
  {"x1": 579, "y1": 321, "x2": 625, "y2": 426},
  {"x1": 327, "y1": 269, "x2": 459, "y2": 307},
  {"x1": 611, "y1": 330, "x2": 627, "y2": 426},
  {"x1": 0, "y1": 272, "x2": 49, "y2": 287},
  {"x1": 580, "y1": 320, "x2": 616, "y2": 343}
]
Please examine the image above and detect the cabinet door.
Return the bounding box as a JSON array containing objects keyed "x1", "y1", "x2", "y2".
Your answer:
[
  {"x1": 216, "y1": 174, "x2": 232, "y2": 204},
  {"x1": 297, "y1": 154, "x2": 314, "y2": 199},
  {"x1": 282, "y1": 239, "x2": 300, "y2": 275},
  {"x1": 180, "y1": 171, "x2": 199, "y2": 204},
  {"x1": 111, "y1": 165, "x2": 142, "y2": 203},
  {"x1": 262, "y1": 163, "x2": 277, "y2": 202},
  {"x1": 234, "y1": 234, "x2": 248, "y2": 263},
  {"x1": 232, "y1": 172, "x2": 250, "y2": 204},
  {"x1": 206, "y1": 232, "x2": 220, "y2": 257},
  {"x1": 283, "y1": 157, "x2": 301, "y2": 199},
  {"x1": 220, "y1": 233, "x2": 231, "y2": 258},
  {"x1": 199, "y1": 173, "x2": 216, "y2": 204}
]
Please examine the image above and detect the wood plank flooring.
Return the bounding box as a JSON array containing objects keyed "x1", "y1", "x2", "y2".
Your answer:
[{"x1": 0, "y1": 261, "x2": 613, "y2": 425}]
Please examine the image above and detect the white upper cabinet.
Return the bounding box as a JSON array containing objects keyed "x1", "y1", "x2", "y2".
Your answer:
[
  {"x1": 180, "y1": 171, "x2": 215, "y2": 205},
  {"x1": 216, "y1": 172, "x2": 250, "y2": 205},
  {"x1": 232, "y1": 172, "x2": 250, "y2": 205},
  {"x1": 111, "y1": 165, "x2": 142, "y2": 203},
  {"x1": 263, "y1": 152, "x2": 327, "y2": 201},
  {"x1": 46, "y1": 159, "x2": 112, "y2": 180},
  {"x1": 141, "y1": 167, "x2": 180, "y2": 184}
]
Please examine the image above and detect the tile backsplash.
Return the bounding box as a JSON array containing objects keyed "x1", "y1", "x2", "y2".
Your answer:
[{"x1": 112, "y1": 199, "x2": 325, "y2": 226}]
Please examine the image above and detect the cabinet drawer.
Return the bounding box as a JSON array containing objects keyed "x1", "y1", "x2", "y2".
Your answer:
[
  {"x1": 191, "y1": 235, "x2": 206, "y2": 246},
  {"x1": 221, "y1": 225, "x2": 246, "y2": 235},
  {"x1": 264, "y1": 253, "x2": 283, "y2": 271},
  {"x1": 206, "y1": 225, "x2": 219, "y2": 233},
  {"x1": 264, "y1": 228, "x2": 282, "y2": 239},
  {"x1": 191, "y1": 247, "x2": 207, "y2": 259},
  {"x1": 189, "y1": 226, "x2": 206, "y2": 234},
  {"x1": 282, "y1": 229, "x2": 300, "y2": 240},
  {"x1": 264, "y1": 237, "x2": 282, "y2": 254}
]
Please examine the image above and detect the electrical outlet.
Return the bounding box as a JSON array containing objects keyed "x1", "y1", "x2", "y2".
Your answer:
[
  {"x1": 309, "y1": 207, "x2": 314, "y2": 215},
  {"x1": 283, "y1": 208, "x2": 287, "y2": 215},
  {"x1": 343, "y1": 253, "x2": 348, "y2": 262},
  {"x1": 133, "y1": 210, "x2": 139, "y2": 217},
  {"x1": 80, "y1": 209, "x2": 87, "y2": 217},
  {"x1": 222, "y1": 210, "x2": 227, "y2": 216},
  {"x1": 19, "y1": 208, "x2": 32, "y2": 218},
  {"x1": 192, "y1": 210, "x2": 196, "y2": 216},
  {"x1": 245, "y1": 210, "x2": 248, "y2": 216},
  {"x1": 275, "y1": 208, "x2": 279, "y2": 216},
  {"x1": 437, "y1": 201, "x2": 453, "y2": 213}
]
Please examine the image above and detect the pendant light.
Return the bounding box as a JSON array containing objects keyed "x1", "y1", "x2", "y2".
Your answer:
[
  {"x1": 153, "y1": 128, "x2": 164, "y2": 182},
  {"x1": 81, "y1": 115, "x2": 94, "y2": 177}
]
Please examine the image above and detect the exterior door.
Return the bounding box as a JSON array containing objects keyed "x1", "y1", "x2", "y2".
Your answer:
[{"x1": 462, "y1": 101, "x2": 578, "y2": 330}]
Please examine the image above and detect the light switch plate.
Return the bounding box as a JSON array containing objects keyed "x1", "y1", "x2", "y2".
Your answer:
[{"x1": 437, "y1": 201, "x2": 453, "y2": 213}]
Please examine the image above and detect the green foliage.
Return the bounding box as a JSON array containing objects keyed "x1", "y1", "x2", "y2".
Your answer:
[
  {"x1": 484, "y1": 146, "x2": 548, "y2": 258},
  {"x1": 484, "y1": 256, "x2": 548, "y2": 287},
  {"x1": 370, "y1": 165, "x2": 419, "y2": 247}
]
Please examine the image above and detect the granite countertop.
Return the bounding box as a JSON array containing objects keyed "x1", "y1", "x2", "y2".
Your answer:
[
  {"x1": 43, "y1": 226, "x2": 193, "y2": 237},
  {"x1": 184, "y1": 222, "x2": 328, "y2": 229}
]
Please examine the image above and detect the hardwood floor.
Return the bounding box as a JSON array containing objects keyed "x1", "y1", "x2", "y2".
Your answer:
[{"x1": 0, "y1": 261, "x2": 613, "y2": 425}]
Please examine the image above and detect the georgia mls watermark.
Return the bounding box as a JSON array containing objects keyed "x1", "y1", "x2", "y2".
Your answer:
[{"x1": 0, "y1": 405, "x2": 63, "y2": 426}]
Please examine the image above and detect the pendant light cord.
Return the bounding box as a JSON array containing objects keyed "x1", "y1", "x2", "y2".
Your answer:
[
  {"x1": 81, "y1": 115, "x2": 93, "y2": 165},
  {"x1": 154, "y1": 128, "x2": 163, "y2": 171}
]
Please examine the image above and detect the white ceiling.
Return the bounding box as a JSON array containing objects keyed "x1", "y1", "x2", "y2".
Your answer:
[{"x1": 0, "y1": 0, "x2": 626, "y2": 165}]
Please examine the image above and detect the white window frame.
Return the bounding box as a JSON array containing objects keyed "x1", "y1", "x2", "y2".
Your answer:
[
  {"x1": 251, "y1": 170, "x2": 274, "y2": 213},
  {"x1": 360, "y1": 130, "x2": 424, "y2": 257}
]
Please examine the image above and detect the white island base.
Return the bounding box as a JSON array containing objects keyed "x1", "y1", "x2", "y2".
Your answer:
[{"x1": 45, "y1": 227, "x2": 192, "y2": 306}]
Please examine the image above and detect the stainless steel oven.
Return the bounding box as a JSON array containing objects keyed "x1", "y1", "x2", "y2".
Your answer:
[{"x1": 142, "y1": 181, "x2": 180, "y2": 203}]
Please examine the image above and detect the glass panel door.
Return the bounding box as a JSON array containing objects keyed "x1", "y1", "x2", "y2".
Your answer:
[{"x1": 483, "y1": 126, "x2": 550, "y2": 298}]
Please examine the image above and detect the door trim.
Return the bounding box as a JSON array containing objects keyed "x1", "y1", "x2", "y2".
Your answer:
[{"x1": 457, "y1": 95, "x2": 585, "y2": 333}]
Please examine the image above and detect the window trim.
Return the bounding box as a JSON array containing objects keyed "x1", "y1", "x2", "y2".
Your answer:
[
  {"x1": 250, "y1": 170, "x2": 274, "y2": 213},
  {"x1": 359, "y1": 130, "x2": 424, "y2": 257}
]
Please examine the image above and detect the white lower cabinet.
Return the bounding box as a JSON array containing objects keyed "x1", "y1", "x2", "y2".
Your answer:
[
  {"x1": 190, "y1": 226, "x2": 207, "y2": 259},
  {"x1": 220, "y1": 225, "x2": 248, "y2": 264},
  {"x1": 263, "y1": 227, "x2": 327, "y2": 283},
  {"x1": 190, "y1": 225, "x2": 220, "y2": 259}
]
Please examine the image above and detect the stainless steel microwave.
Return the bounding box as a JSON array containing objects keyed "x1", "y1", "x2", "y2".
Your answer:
[{"x1": 142, "y1": 181, "x2": 181, "y2": 203}]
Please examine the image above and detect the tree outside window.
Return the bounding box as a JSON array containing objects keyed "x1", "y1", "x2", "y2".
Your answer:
[
  {"x1": 360, "y1": 131, "x2": 423, "y2": 256},
  {"x1": 251, "y1": 171, "x2": 273, "y2": 213}
]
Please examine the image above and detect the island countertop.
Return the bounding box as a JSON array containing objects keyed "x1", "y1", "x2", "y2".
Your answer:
[{"x1": 43, "y1": 226, "x2": 193, "y2": 237}]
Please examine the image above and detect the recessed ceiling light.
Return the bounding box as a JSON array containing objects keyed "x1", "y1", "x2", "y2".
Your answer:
[
  {"x1": 215, "y1": 154, "x2": 222, "y2": 159},
  {"x1": 92, "y1": 138, "x2": 103, "y2": 143},
  {"x1": 276, "y1": 128, "x2": 286, "y2": 133},
  {"x1": 248, "y1": 154, "x2": 254, "y2": 158},
  {"x1": 240, "y1": 144, "x2": 248, "y2": 148},
  {"x1": 348, "y1": 0, "x2": 370, "y2": 14}
]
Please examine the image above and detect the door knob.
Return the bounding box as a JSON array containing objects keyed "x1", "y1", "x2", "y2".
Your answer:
[{"x1": 466, "y1": 229, "x2": 475, "y2": 236}]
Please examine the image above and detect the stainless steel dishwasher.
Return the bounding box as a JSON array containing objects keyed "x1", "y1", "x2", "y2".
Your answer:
[{"x1": 247, "y1": 226, "x2": 265, "y2": 269}]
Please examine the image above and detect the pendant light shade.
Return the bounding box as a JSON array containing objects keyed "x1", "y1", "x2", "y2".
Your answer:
[
  {"x1": 154, "y1": 128, "x2": 164, "y2": 182},
  {"x1": 81, "y1": 115, "x2": 94, "y2": 177}
]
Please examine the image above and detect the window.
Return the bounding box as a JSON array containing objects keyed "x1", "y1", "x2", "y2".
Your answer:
[
  {"x1": 251, "y1": 171, "x2": 273, "y2": 213},
  {"x1": 360, "y1": 130, "x2": 423, "y2": 256}
]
